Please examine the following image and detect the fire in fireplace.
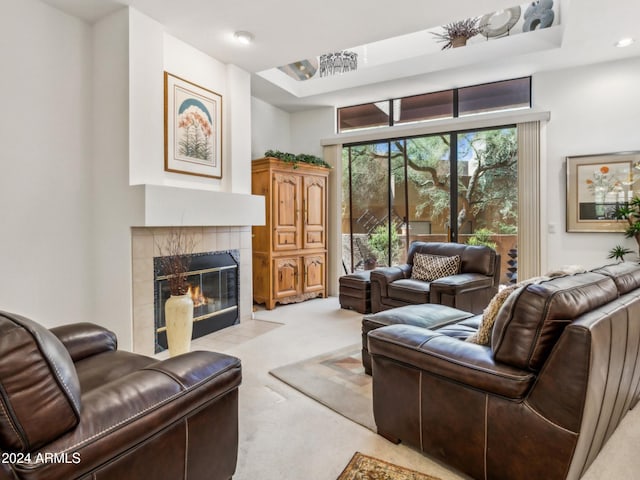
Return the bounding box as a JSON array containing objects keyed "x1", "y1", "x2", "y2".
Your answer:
[{"x1": 154, "y1": 250, "x2": 239, "y2": 353}]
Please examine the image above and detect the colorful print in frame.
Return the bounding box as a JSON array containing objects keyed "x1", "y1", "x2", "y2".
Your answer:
[
  {"x1": 566, "y1": 152, "x2": 640, "y2": 232},
  {"x1": 164, "y1": 72, "x2": 222, "y2": 179}
]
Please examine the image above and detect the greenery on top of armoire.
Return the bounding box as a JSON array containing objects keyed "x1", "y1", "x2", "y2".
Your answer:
[{"x1": 264, "y1": 150, "x2": 331, "y2": 169}]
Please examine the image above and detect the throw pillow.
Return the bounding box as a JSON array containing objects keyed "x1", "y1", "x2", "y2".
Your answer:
[
  {"x1": 465, "y1": 284, "x2": 520, "y2": 345},
  {"x1": 411, "y1": 253, "x2": 461, "y2": 282}
]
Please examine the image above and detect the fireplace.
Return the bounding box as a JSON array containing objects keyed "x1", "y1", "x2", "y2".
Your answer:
[{"x1": 154, "y1": 250, "x2": 239, "y2": 353}]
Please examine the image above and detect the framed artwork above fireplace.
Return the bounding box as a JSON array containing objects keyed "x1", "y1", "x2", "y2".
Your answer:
[{"x1": 164, "y1": 71, "x2": 223, "y2": 179}]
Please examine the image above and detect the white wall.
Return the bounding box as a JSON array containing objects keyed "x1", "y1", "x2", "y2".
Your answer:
[
  {"x1": 92, "y1": 8, "x2": 142, "y2": 348},
  {"x1": 535, "y1": 56, "x2": 640, "y2": 269},
  {"x1": 290, "y1": 107, "x2": 335, "y2": 158},
  {"x1": 251, "y1": 97, "x2": 291, "y2": 159},
  {"x1": 249, "y1": 100, "x2": 333, "y2": 161},
  {"x1": 0, "y1": 0, "x2": 93, "y2": 326}
]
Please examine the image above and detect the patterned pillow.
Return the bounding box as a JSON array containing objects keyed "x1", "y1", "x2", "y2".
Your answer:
[
  {"x1": 466, "y1": 284, "x2": 519, "y2": 345},
  {"x1": 411, "y1": 253, "x2": 461, "y2": 282}
]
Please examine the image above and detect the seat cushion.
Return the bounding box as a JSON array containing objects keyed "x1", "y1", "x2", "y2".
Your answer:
[
  {"x1": 363, "y1": 303, "x2": 475, "y2": 332},
  {"x1": 435, "y1": 316, "x2": 482, "y2": 339},
  {"x1": 0, "y1": 311, "x2": 81, "y2": 451},
  {"x1": 387, "y1": 278, "x2": 431, "y2": 303},
  {"x1": 75, "y1": 350, "x2": 157, "y2": 393},
  {"x1": 339, "y1": 271, "x2": 371, "y2": 291}
]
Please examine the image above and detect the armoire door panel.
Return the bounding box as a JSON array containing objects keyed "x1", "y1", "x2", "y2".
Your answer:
[
  {"x1": 304, "y1": 255, "x2": 325, "y2": 294},
  {"x1": 303, "y1": 175, "x2": 326, "y2": 249},
  {"x1": 274, "y1": 257, "x2": 300, "y2": 298},
  {"x1": 273, "y1": 173, "x2": 301, "y2": 251},
  {"x1": 306, "y1": 231, "x2": 323, "y2": 245}
]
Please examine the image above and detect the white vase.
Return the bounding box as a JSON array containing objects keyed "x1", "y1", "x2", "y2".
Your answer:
[{"x1": 165, "y1": 294, "x2": 194, "y2": 357}]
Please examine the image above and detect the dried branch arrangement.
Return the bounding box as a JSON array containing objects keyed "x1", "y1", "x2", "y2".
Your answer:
[
  {"x1": 432, "y1": 18, "x2": 482, "y2": 49},
  {"x1": 156, "y1": 229, "x2": 196, "y2": 295}
]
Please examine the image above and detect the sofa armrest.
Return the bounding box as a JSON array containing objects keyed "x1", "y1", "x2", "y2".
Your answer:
[
  {"x1": 368, "y1": 324, "x2": 534, "y2": 399},
  {"x1": 14, "y1": 351, "x2": 241, "y2": 480},
  {"x1": 370, "y1": 265, "x2": 410, "y2": 296},
  {"x1": 50, "y1": 322, "x2": 117, "y2": 362}
]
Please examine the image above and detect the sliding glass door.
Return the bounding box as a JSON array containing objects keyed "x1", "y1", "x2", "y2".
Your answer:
[{"x1": 342, "y1": 126, "x2": 518, "y2": 285}]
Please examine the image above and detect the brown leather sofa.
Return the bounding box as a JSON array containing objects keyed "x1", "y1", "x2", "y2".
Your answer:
[
  {"x1": 0, "y1": 311, "x2": 241, "y2": 480},
  {"x1": 369, "y1": 242, "x2": 500, "y2": 314},
  {"x1": 368, "y1": 262, "x2": 640, "y2": 480}
]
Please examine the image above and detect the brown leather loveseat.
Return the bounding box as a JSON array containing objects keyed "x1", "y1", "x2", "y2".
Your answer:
[
  {"x1": 368, "y1": 262, "x2": 640, "y2": 480},
  {"x1": 0, "y1": 311, "x2": 241, "y2": 480},
  {"x1": 370, "y1": 241, "x2": 500, "y2": 314}
]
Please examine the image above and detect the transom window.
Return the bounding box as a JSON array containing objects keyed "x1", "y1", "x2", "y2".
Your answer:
[{"x1": 337, "y1": 77, "x2": 531, "y2": 133}]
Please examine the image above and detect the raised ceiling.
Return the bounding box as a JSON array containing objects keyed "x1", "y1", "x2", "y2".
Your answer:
[{"x1": 40, "y1": 0, "x2": 640, "y2": 112}]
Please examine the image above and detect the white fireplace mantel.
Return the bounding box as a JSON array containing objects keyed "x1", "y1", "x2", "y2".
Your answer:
[{"x1": 130, "y1": 184, "x2": 265, "y2": 227}]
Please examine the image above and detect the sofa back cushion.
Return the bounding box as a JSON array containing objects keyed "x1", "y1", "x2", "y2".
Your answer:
[
  {"x1": 407, "y1": 242, "x2": 496, "y2": 277},
  {"x1": 0, "y1": 311, "x2": 81, "y2": 451},
  {"x1": 491, "y1": 272, "x2": 618, "y2": 371},
  {"x1": 592, "y1": 262, "x2": 640, "y2": 294}
]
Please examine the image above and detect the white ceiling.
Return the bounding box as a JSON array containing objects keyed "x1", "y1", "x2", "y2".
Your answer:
[{"x1": 41, "y1": 0, "x2": 640, "y2": 112}]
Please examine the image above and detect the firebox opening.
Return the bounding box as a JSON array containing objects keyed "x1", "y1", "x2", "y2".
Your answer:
[{"x1": 153, "y1": 250, "x2": 239, "y2": 353}]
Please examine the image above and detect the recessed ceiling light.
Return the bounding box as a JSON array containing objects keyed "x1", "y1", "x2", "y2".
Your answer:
[
  {"x1": 234, "y1": 31, "x2": 254, "y2": 45},
  {"x1": 615, "y1": 37, "x2": 635, "y2": 48}
]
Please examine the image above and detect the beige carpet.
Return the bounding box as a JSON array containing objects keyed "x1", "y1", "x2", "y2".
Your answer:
[
  {"x1": 337, "y1": 452, "x2": 442, "y2": 480},
  {"x1": 269, "y1": 343, "x2": 375, "y2": 431}
]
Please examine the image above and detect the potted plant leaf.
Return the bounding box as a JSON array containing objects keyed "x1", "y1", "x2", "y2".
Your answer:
[
  {"x1": 613, "y1": 196, "x2": 640, "y2": 258},
  {"x1": 608, "y1": 245, "x2": 633, "y2": 262}
]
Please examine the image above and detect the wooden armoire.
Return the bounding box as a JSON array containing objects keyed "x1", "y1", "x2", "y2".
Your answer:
[{"x1": 251, "y1": 157, "x2": 330, "y2": 309}]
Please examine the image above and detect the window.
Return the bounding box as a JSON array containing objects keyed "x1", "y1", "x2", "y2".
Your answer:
[
  {"x1": 396, "y1": 90, "x2": 454, "y2": 125},
  {"x1": 458, "y1": 77, "x2": 531, "y2": 116},
  {"x1": 338, "y1": 101, "x2": 390, "y2": 132},
  {"x1": 342, "y1": 127, "x2": 518, "y2": 285},
  {"x1": 337, "y1": 77, "x2": 531, "y2": 133}
]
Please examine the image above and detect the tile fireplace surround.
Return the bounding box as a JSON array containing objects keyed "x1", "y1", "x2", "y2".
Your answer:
[{"x1": 131, "y1": 226, "x2": 252, "y2": 355}]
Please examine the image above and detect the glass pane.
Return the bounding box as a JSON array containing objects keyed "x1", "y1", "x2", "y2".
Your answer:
[
  {"x1": 338, "y1": 101, "x2": 390, "y2": 132},
  {"x1": 395, "y1": 90, "x2": 454, "y2": 125},
  {"x1": 341, "y1": 149, "x2": 353, "y2": 273},
  {"x1": 457, "y1": 127, "x2": 518, "y2": 285},
  {"x1": 404, "y1": 135, "x2": 452, "y2": 249},
  {"x1": 458, "y1": 77, "x2": 530, "y2": 117},
  {"x1": 342, "y1": 143, "x2": 390, "y2": 270},
  {"x1": 388, "y1": 141, "x2": 406, "y2": 265}
]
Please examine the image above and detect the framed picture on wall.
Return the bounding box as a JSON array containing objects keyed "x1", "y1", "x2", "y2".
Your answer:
[
  {"x1": 164, "y1": 72, "x2": 222, "y2": 179},
  {"x1": 566, "y1": 151, "x2": 640, "y2": 232}
]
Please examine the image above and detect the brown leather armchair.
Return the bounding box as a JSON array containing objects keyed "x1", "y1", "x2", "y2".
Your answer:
[
  {"x1": 368, "y1": 262, "x2": 640, "y2": 480},
  {"x1": 370, "y1": 242, "x2": 500, "y2": 314},
  {"x1": 0, "y1": 311, "x2": 241, "y2": 480}
]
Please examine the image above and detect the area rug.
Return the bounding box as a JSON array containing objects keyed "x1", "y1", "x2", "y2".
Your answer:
[
  {"x1": 337, "y1": 452, "x2": 442, "y2": 480},
  {"x1": 269, "y1": 344, "x2": 375, "y2": 431}
]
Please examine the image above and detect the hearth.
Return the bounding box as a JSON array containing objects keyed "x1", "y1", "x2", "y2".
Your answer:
[{"x1": 154, "y1": 250, "x2": 239, "y2": 353}]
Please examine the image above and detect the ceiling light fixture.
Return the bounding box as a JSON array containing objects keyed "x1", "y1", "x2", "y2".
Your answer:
[
  {"x1": 615, "y1": 37, "x2": 634, "y2": 48},
  {"x1": 319, "y1": 51, "x2": 358, "y2": 77},
  {"x1": 234, "y1": 31, "x2": 254, "y2": 45},
  {"x1": 278, "y1": 59, "x2": 318, "y2": 81}
]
